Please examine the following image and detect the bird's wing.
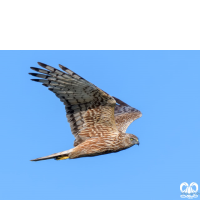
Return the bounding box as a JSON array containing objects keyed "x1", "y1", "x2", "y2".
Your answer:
[
  {"x1": 30, "y1": 62, "x2": 118, "y2": 146},
  {"x1": 113, "y1": 96, "x2": 142, "y2": 133}
]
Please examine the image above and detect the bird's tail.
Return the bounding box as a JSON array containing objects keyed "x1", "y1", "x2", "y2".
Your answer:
[{"x1": 30, "y1": 149, "x2": 73, "y2": 161}]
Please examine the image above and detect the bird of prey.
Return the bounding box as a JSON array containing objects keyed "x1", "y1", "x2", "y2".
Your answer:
[{"x1": 29, "y1": 62, "x2": 142, "y2": 161}]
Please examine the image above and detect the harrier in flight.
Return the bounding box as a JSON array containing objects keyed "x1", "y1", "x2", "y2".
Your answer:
[{"x1": 30, "y1": 62, "x2": 142, "y2": 161}]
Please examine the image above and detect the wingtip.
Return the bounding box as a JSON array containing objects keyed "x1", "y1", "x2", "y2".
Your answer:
[
  {"x1": 59, "y1": 64, "x2": 67, "y2": 70},
  {"x1": 38, "y1": 62, "x2": 48, "y2": 67},
  {"x1": 29, "y1": 73, "x2": 37, "y2": 76},
  {"x1": 31, "y1": 79, "x2": 40, "y2": 82},
  {"x1": 30, "y1": 157, "x2": 43, "y2": 161},
  {"x1": 42, "y1": 84, "x2": 48, "y2": 87},
  {"x1": 30, "y1": 67, "x2": 38, "y2": 71}
]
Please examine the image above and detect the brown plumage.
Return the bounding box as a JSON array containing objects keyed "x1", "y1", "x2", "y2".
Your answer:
[{"x1": 29, "y1": 62, "x2": 142, "y2": 161}]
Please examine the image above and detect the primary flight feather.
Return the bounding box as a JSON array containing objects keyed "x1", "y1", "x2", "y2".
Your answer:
[{"x1": 30, "y1": 62, "x2": 142, "y2": 161}]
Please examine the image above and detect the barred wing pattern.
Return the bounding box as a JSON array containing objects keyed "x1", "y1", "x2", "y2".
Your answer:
[
  {"x1": 30, "y1": 62, "x2": 118, "y2": 147},
  {"x1": 113, "y1": 97, "x2": 142, "y2": 133}
]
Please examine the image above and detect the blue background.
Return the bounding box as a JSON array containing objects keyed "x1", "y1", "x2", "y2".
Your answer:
[{"x1": 0, "y1": 51, "x2": 199, "y2": 200}]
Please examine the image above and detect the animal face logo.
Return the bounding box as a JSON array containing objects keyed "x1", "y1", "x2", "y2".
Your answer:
[{"x1": 180, "y1": 182, "x2": 199, "y2": 199}]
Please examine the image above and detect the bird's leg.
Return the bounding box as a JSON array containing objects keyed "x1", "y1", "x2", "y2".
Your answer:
[{"x1": 55, "y1": 156, "x2": 69, "y2": 160}]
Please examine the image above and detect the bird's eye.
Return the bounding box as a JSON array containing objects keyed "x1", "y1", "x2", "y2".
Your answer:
[{"x1": 130, "y1": 138, "x2": 134, "y2": 141}]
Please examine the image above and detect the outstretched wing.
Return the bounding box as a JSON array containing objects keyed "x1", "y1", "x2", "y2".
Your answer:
[
  {"x1": 29, "y1": 62, "x2": 118, "y2": 146},
  {"x1": 113, "y1": 97, "x2": 142, "y2": 133}
]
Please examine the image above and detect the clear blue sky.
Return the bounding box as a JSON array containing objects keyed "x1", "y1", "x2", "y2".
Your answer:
[{"x1": 0, "y1": 51, "x2": 199, "y2": 200}]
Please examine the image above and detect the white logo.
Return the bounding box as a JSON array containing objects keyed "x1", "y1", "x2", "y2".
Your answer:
[{"x1": 180, "y1": 182, "x2": 199, "y2": 199}]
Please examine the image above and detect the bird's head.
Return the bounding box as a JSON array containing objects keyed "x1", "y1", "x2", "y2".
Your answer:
[{"x1": 124, "y1": 133, "x2": 139, "y2": 147}]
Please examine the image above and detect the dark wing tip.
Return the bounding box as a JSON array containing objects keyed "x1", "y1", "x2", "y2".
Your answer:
[
  {"x1": 38, "y1": 62, "x2": 48, "y2": 68},
  {"x1": 30, "y1": 159, "x2": 37, "y2": 161},
  {"x1": 29, "y1": 73, "x2": 37, "y2": 76},
  {"x1": 31, "y1": 79, "x2": 40, "y2": 82},
  {"x1": 59, "y1": 64, "x2": 68, "y2": 71},
  {"x1": 30, "y1": 67, "x2": 39, "y2": 71}
]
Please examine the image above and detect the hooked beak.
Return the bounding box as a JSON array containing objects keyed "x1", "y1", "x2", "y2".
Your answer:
[{"x1": 135, "y1": 139, "x2": 139, "y2": 146}]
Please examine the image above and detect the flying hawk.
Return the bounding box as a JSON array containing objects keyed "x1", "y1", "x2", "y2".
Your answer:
[{"x1": 29, "y1": 62, "x2": 142, "y2": 161}]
